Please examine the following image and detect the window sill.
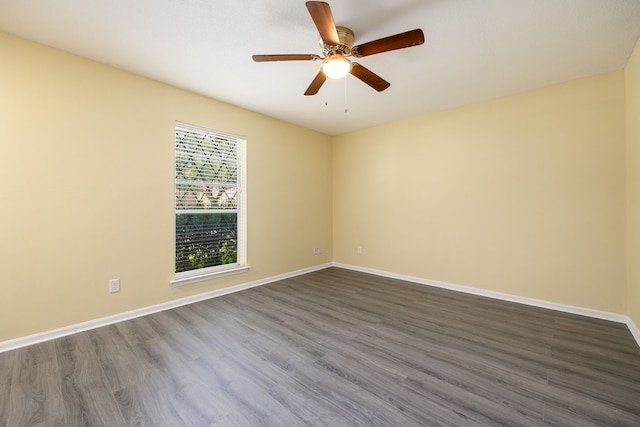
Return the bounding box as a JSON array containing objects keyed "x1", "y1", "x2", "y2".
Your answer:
[{"x1": 171, "y1": 265, "x2": 251, "y2": 287}]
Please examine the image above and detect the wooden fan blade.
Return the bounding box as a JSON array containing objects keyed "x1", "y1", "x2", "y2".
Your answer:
[
  {"x1": 349, "y1": 63, "x2": 390, "y2": 92},
  {"x1": 306, "y1": 1, "x2": 340, "y2": 46},
  {"x1": 304, "y1": 71, "x2": 327, "y2": 95},
  {"x1": 351, "y1": 29, "x2": 424, "y2": 58},
  {"x1": 253, "y1": 54, "x2": 321, "y2": 62}
]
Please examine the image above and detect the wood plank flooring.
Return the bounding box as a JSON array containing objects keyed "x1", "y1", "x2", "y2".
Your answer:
[{"x1": 1, "y1": 267, "x2": 640, "y2": 426}]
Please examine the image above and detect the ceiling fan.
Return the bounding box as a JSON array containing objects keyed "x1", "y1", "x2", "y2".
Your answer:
[{"x1": 252, "y1": 1, "x2": 425, "y2": 96}]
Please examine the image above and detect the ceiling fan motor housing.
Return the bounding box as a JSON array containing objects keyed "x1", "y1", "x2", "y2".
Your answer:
[{"x1": 320, "y1": 26, "x2": 355, "y2": 56}]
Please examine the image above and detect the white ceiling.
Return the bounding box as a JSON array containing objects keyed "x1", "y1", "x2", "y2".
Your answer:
[{"x1": 1, "y1": 0, "x2": 640, "y2": 135}]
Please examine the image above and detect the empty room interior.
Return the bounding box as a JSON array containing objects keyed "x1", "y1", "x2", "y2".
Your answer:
[{"x1": 2, "y1": 0, "x2": 640, "y2": 425}]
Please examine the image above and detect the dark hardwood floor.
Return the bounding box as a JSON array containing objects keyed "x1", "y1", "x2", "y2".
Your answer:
[{"x1": 2, "y1": 267, "x2": 640, "y2": 426}]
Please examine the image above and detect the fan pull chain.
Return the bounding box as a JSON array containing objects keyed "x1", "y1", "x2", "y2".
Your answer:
[{"x1": 344, "y1": 75, "x2": 348, "y2": 114}]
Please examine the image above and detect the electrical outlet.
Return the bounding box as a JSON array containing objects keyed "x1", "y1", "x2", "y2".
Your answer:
[
  {"x1": 313, "y1": 247, "x2": 322, "y2": 255},
  {"x1": 357, "y1": 246, "x2": 363, "y2": 254},
  {"x1": 109, "y1": 278, "x2": 120, "y2": 293}
]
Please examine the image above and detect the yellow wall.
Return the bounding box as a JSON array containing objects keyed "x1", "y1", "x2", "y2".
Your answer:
[
  {"x1": 627, "y1": 38, "x2": 640, "y2": 328},
  {"x1": 0, "y1": 33, "x2": 333, "y2": 342},
  {"x1": 333, "y1": 71, "x2": 627, "y2": 313},
  {"x1": 1, "y1": 30, "x2": 637, "y2": 343}
]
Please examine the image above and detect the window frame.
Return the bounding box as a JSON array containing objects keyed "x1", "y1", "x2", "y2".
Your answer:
[{"x1": 171, "y1": 122, "x2": 248, "y2": 287}]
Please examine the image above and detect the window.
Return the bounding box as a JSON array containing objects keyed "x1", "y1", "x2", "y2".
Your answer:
[{"x1": 173, "y1": 123, "x2": 247, "y2": 286}]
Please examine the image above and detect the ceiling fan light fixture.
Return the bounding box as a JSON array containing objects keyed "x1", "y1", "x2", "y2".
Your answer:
[
  {"x1": 321, "y1": 55, "x2": 352, "y2": 79},
  {"x1": 253, "y1": 2, "x2": 424, "y2": 95}
]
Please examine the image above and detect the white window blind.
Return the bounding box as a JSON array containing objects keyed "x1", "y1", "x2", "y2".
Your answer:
[{"x1": 174, "y1": 123, "x2": 244, "y2": 277}]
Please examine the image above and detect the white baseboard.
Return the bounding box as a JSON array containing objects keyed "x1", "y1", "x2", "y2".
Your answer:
[
  {"x1": 0, "y1": 263, "x2": 332, "y2": 354},
  {"x1": 4, "y1": 262, "x2": 639, "y2": 353},
  {"x1": 333, "y1": 262, "x2": 635, "y2": 332},
  {"x1": 628, "y1": 318, "x2": 640, "y2": 348}
]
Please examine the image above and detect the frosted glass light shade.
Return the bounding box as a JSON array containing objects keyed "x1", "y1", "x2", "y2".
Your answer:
[{"x1": 322, "y1": 56, "x2": 352, "y2": 79}]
